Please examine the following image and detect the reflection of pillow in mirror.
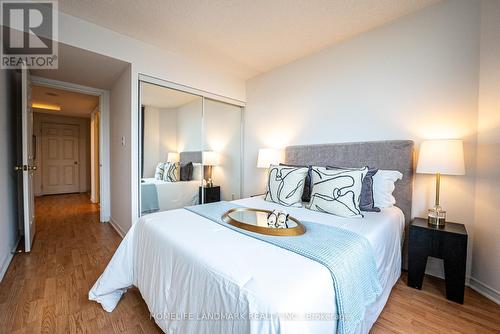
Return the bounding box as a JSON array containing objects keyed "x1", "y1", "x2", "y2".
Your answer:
[
  {"x1": 154, "y1": 162, "x2": 165, "y2": 180},
  {"x1": 180, "y1": 162, "x2": 193, "y2": 181},
  {"x1": 162, "y1": 162, "x2": 180, "y2": 182},
  {"x1": 192, "y1": 163, "x2": 203, "y2": 181}
]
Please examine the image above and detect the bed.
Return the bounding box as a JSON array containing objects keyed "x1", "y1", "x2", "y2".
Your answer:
[
  {"x1": 91, "y1": 140, "x2": 414, "y2": 334},
  {"x1": 141, "y1": 178, "x2": 200, "y2": 212},
  {"x1": 141, "y1": 151, "x2": 203, "y2": 214}
]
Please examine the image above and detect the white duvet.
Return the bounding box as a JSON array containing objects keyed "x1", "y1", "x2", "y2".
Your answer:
[
  {"x1": 142, "y1": 178, "x2": 200, "y2": 211},
  {"x1": 89, "y1": 197, "x2": 404, "y2": 334}
]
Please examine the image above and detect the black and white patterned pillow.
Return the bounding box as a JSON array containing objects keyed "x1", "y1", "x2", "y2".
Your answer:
[
  {"x1": 308, "y1": 166, "x2": 368, "y2": 218},
  {"x1": 154, "y1": 162, "x2": 165, "y2": 180},
  {"x1": 327, "y1": 166, "x2": 380, "y2": 212},
  {"x1": 162, "y1": 162, "x2": 180, "y2": 182},
  {"x1": 265, "y1": 165, "x2": 308, "y2": 207}
]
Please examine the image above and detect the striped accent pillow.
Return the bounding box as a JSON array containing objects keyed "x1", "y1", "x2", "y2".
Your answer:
[
  {"x1": 162, "y1": 162, "x2": 180, "y2": 182},
  {"x1": 154, "y1": 162, "x2": 166, "y2": 180}
]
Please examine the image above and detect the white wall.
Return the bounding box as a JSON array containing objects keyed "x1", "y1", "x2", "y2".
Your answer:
[
  {"x1": 244, "y1": 0, "x2": 480, "y2": 279},
  {"x1": 0, "y1": 69, "x2": 19, "y2": 282},
  {"x1": 471, "y1": 0, "x2": 500, "y2": 302},
  {"x1": 204, "y1": 100, "x2": 242, "y2": 201},
  {"x1": 159, "y1": 108, "x2": 178, "y2": 165},
  {"x1": 143, "y1": 106, "x2": 178, "y2": 178},
  {"x1": 110, "y1": 65, "x2": 132, "y2": 236},
  {"x1": 143, "y1": 106, "x2": 160, "y2": 178},
  {"x1": 177, "y1": 100, "x2": 203, "y2": 152},
  {"x1": 33, "y1": 113, "x2": 91, "y2": 196}
]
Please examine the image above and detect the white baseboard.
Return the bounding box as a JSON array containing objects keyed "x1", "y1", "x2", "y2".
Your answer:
[
  {"x1": 469, "y1": 277, "x2": 500, "y2": 304},
  {"x1": 109, "y1": 218, "x2": 125, "y2": 238},
  {"x1": 0, "y1": 252, "x2": 14, "y2": 282}
]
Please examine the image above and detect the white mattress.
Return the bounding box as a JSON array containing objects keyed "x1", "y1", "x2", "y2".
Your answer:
[
  {"x1": 89, "y1": 196, "x2": 404, "y2": 334},
  {"x1": 142, "y1": 178, "x2": 200, "y2": 211}
]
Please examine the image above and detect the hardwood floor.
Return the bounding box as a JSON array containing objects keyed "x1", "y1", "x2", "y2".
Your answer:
[
  {"x1": 374, "y1": 273, "x2": 500, "y2": 333},
  {"x1": 0, "y1": 194, "x2": 162, "y2": 334},
  {"x1": 0, "y1": 194, "x2": 498, "y2": 333}
]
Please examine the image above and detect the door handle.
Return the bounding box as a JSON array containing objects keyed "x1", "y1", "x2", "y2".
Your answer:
[
  {"x1": 27, "y1": 165, "x2": 37, "y2": 171},
  {"x1": 14, "y1": 165, "x2": 24, "y2": 171}
]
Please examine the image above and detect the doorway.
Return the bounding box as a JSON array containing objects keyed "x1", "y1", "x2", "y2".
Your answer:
[
  {"x1": 32, "y1": 84, "x2": 99, "y2": 201},
  {"x1": 30, "y1": 76, "x2": 111, "y2": 224},
  {"x1": 40, "y1": 122, "x2": 81, "y2": 195},
  {"x1": 15, "y1": 74, "x2": 110, "y2": 252}
]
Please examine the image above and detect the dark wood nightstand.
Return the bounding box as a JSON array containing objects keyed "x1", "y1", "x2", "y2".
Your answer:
[
  {"x1": 408, "y1": 217, "x2": 468, "y2": 304},
  {"x1": 199, "y1": 186, "x2": 220, "y2": 204}
]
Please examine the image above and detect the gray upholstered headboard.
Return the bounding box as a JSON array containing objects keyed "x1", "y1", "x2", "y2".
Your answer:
[
  {"x1": 180, "y1": 151, "x2": 202, "y2": 164},
  {"x1": 284, "y1": 140, "x2": 414, "y2": 225}
]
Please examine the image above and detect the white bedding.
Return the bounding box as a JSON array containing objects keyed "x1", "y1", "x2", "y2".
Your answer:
[
  {"x1": 89, "y1": 196, "x2": 404, "y2": 334},
  {"x1": 142, "y1": 178, "x2": 200, "y2": 211}
]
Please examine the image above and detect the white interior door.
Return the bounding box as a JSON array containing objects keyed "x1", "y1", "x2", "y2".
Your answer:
[
  {"x1": 41, "y1": 123, "x2": 80, "y2": 195},
  {"x1": 21, "y1": 68, "x2": 36, "y2": 252}
]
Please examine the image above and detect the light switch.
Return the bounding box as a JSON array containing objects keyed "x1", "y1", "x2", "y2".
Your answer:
[{"x1": 121, "y1": 136, "x2": 126, "y2": 146}]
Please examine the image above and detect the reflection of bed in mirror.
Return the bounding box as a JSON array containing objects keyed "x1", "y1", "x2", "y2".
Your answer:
[{"x1": 141, "y1": 151, "x2": 202, "y2": 215}]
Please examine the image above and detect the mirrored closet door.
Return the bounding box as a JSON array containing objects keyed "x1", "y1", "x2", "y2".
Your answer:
[
  {"x1": 140, "y1": 82, "x2": 203, "y2": 216},
  {"x1": 139, "y1": 80, "x2": 243, "y2": 216},
  {"x1": 202, "y1": 98, "x2": 242, "y2": 203}
]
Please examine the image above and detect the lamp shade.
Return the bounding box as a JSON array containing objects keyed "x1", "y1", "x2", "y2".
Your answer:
[
  {"x1": 257, "y1": 148, "x2": 282, "y2": 168},
  {"x1": 417, "y1": 139, "x2": 465, "y2": 175},
  {"x1": 202, "y1": 151, "x2": 218, "y2": 166},
  {"x1": 167, "y1": 152, "x2": 180, "y2": 163}
]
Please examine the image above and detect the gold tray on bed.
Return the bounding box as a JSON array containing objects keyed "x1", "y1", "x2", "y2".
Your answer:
[{"x1": 221, "y1": 208, "x2": 305, "y2": 236}]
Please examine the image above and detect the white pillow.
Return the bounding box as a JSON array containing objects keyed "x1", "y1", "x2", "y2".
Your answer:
[
  {"x1": 265, "y1": 165, "x2": 308, "y2": 207},
  {"x1": 308, "y1": 166, "x2": 368, "y2": 218},
  {"x1": 154, "y1": 162, "x2": 165, "y2": 180},
  {"x1": 162, "y1": 162, "x2": 180, "y2": 182},
  {"x1": 192, "y1": 163, "x2": 203, "y2": 181},
  {"x1": 372, "y1": 170, "x2": 403, "y2": 208}
]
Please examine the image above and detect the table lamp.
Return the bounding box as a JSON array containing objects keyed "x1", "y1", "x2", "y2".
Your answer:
[
  {"x1": 202, "y1": 151, "x2": 218, "y2": 187},
  {"x1": 167, "y1": 152, "x2": 180, "y2": 163},
  {"x1": 416, "y1": 139, "x2": 465, "y2": 227},
  {"x1": 257, "y1": 148, "x2": 282, "y2": 169},
  {"x1": 256, "y1": 148, "x2": 283, "y2": 195}
]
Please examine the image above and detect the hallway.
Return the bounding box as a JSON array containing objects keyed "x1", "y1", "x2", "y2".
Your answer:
[{"x1": 0, "y1": 194, "x2": 161, "y2": 333}]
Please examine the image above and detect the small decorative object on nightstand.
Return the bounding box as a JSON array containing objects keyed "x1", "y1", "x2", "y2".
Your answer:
[
  {"x1": 408, "y1": 217, "x2": 468, "y2": 304},
  {"x1": 199, "y1": 185, "x2": 220, "y2": 204},
  {"x1": 416, "y1": 139, "x2": 465, "y2": 227}
]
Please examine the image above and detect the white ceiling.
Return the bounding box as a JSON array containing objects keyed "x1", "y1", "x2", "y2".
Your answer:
[
  {"x1": 56, "y1": 0, "x2": 440, "y2": 79},
  {"x1": 141, "y1": 82, "x2": 200, "y2": 109},
  {"x1": 32, "y1": 85, "x2": 99, "y2": 118},
  {"x1": 31, "y1": 42, "x2": 130, "y2": 89}
]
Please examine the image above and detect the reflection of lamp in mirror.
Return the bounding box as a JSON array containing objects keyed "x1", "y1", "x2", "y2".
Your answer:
[
  {"x1": 167, "y1": 152, "x2": 180, "y2": 163},
  {"x1": 416, "y1": 139, "x2": 465, "y2": 227},
  {"x1": 202, "y1": 151, "x2": 218, "y2": 187}
]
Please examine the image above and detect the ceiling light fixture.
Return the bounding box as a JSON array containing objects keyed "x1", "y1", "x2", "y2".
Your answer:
[{"x1": 32, "y1": 103, "x2": 61, "y2": 111}]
